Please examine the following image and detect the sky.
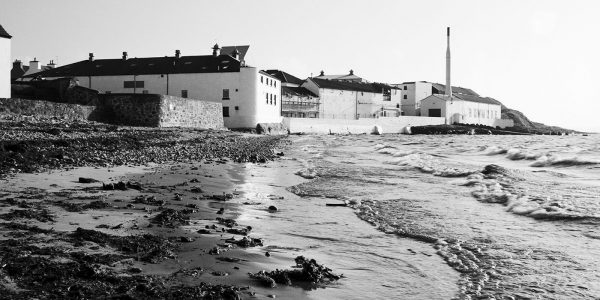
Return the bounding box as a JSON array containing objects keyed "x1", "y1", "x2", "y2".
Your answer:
[{"x1": 2, "y1": 0, "x2": 599, "y2": 132}]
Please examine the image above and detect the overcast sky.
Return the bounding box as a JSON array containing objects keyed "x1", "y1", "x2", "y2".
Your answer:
[{"x1": 2, "y1": 0, "x2": 599, "y2": 132}]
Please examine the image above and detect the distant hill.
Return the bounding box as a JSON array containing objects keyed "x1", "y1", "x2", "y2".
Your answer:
[{"x1": 500, "y1": 105, "x2": 577, "y2": 134}]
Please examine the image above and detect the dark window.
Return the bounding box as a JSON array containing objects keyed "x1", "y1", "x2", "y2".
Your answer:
[
  {"x1": 396, "y1": 104, "x2": 400, "y2": 108},
  {"x1": 274, "y1": 99, "x2": 276, "y2": 105},
  {"x1": 429, "y1": 109, "x2": 442, "y2": 117},
  {"x1": 124, "y1": 81, "x2": 144, "y2": 88},
  {"x1": 266, "y1": 93, "x2": 269, "y2": 103},
  {"x1": 235, "y1": 106, "x2": 239, "y2": 110},
  {"x1": 274, "y1": 81, "x2": 277, "y2": 87},
  {"x1": 223, "y1": 106, "x2": 230, "y2": 117},
  {"x1": 223, "y1": 89, "x2": 230, "y2": 100},
  {"x1": 181, "y1": 90, "x2": 188, "y2": 98},
  {"x1": 261, "y1": 76, "x2": 263, "y2": 83},
  {"x1": 403, "y1": 86, "x2": 407, "y2": 90},
  {"x1": 403, "y1": 95, "x2": 407, "y2": 99}
]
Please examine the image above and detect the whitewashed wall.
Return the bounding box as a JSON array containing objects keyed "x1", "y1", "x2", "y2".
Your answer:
[
  {"x1": 420, "y1": 96, "x2": 512, "y2": 128},
  {"x1": 283, "y1": 116, "x2": 445, "y2": 134},
  {"x1": 0, "y1": 37, "x2": 10, "y2": 98}
]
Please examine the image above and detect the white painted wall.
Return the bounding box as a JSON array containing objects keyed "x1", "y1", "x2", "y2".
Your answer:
[
  {"x1": 396, "y1": 82, "x2": 433, "y2": 116},
  {"x1": 283, "y1": 116, "x2": 445, "y2": 134},
  {"x1": 420, "y1": 96, "x2": 512, "y2": 128},
  {"x1": 47, "y1": 67, "x2": 282, "y2": 128},
  {"x1": 0, "y1": 37, "x2": 10, "y2": 98}
]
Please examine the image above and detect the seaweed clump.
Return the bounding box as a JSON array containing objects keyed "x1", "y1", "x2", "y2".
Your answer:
[{"x1": 249, "y1": 256, "x2": 343, "y2": 288}]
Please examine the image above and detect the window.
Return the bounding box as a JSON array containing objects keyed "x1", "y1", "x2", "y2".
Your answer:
[
  {"x1": 261, "y1": 76, "x2": 263, "y2": 83},
  {"x1": 223, "y1": 106, "x2": 230, "y2": 117},
  {"x1": 403, "y1": 95, "x2": 407, "y2": 99},
  {"x1": 403, "y1": 86, "x2": 407, "y2": 90},
  {"x1": 266, "y1": 93, "x2": 269, "y2": 103},
  {"x1": 274, "y1": 99, "x2": 276, "y2": 105},
  {"x1": 142, "y1": 90, "x2": 149, "y2": 94},
  {"x1": 274, "y1": 81, "x2": 277, "y2": 87},
  {"x1": 235, "y1": 106, "x2": 239, "y2": 110},
  {"x1": 181, "y1": 90, "x2": 188, "y2": 98},
  {"x1": 222, "y1": 89, "x2": 230, "y2": 100},
  {"x1": 396, "y1": 104, "x2": 400, "y2": 108},
  {"x1": 123, "y1": 81, "x2": 144, "y2": 88}
]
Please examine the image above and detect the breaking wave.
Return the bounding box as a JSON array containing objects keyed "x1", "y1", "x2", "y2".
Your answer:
[{"x1": 530, "y1": 155, "x2": 600, "y2": 167}]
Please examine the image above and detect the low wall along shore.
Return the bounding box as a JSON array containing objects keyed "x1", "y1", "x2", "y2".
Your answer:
[
  {"x1": 100, "y1": 94, "x2": 224, "y2": 128},
  {"x1": 0, "y1": 95, "x2": 225, "y2": 129},
  {"x1": 0, "y1": 98, "x2": 95, "y2": 121},
  {"x1": 283, "y1": 116, "x2": 446, "y2": 134}
]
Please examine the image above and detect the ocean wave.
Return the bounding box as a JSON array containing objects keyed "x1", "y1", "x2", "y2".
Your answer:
[
  {"x1": 485, "y1": 146, "x2": 508, "y2": 155},
  {"x1": 506, "y1": 148, "x2": 544, "y2": 160},
  {"x1": 390, "y1": 153, "x2": 476, "y2": 177},
  {"x1": 374, "y1": 144, "x2": 396, "y2": 151},
  {"x1": 530, "y1": 155, "x2": 600, "y2": 167}
]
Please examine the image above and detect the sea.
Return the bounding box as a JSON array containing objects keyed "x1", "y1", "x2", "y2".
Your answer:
[{"x1": 231, "y1": 133, "x2": 600, "y2": 300}]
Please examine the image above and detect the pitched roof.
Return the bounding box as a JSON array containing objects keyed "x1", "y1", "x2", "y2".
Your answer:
[
  {"x1": 221, "y1": 45, "x2": 249, "y2": 62},
  {"x1": 264, "y1": 69, "x2": 304, "y2": 85},
  {"x1": 24, "y1": 54, "x2": 241, "y2": 78},
  {"x1": 431, "y1": 82, "x2": 479, "y2": 96},
  {"x1": 310, "y1": 78, "x2": 398, "y2": 93},
  {"x1": 426, "y1": 94, "x2": 500, "y2": 105},
  {"x1": 282, "y1": 86, "x2": 318, "y2": 97},
  {"x1": 0, "y1": 24, "x2": 11, "y2": 39},
  {"x1": 315, "y1": 74, "x2": 362, "y2": 81}
]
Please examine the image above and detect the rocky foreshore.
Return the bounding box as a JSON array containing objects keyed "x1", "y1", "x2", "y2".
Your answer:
[{"x1": 0, "y1": 120, "x2": 341, "y2": 299}]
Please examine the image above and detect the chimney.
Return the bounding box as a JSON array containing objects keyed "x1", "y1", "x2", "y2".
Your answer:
[
  {"x1": 29, "y1": 58, "x2": 41, "y2": 72},
  {"x1": 175, "y1": 49, "x2": 180, "y2": 58},
  {"x1": 212, "y1": 43, "x2": 220, "y2": 57},
  {"x1": 47, "y1": 60, "x2": 56, "y2": 69},
  {"x1": 89, "y1": 53, "x2": 94, "y2": 61},
  {"x1": 349, "y1": 69, "x2": 354, "y2": 75},
  {"x1": 232, "y1": 48, "x2": 240, "y2": 60},
  {"x1": 13, "y1": 59, "x2": 23, "y2": 70},
  {"x1": 445, "y1": 27, "x2": 452, "y2": 98},
  {"x1": 122, "y1": 51, "x2": 128, "y2": 60},
  {"x1": 319, "y1": 70, "x2": 324, "y2": 76}
]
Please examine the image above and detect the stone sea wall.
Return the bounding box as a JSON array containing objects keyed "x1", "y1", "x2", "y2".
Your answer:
[
  {"x1": 0, "y1": 98, "x2": 95, "y2": 121},
  {"x1": 99, "y1": 94, "x2": 224, "y2": 129},
  {"x1": 0, "y1": 94, "x2": 224, "y2": 129},
  {"x1": 284, "y1": 116, "x2": 446, "y2": 134}
]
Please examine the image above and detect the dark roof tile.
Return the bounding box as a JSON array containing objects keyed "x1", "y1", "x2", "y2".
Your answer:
[
  {"x1": 0, "y1": 24, "x2": 12, "y2": 39},
  {"x1": 310, "y1": 78, "x2": 398, "y2": 93},
  {"x1": 264, "y1": 69, "x2": 304, "y2": 85},
  {"x1": 24, "y1": 54, "x2": 241, "y2": 78}
]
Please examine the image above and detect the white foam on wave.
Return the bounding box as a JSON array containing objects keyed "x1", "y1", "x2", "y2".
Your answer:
[
  {"x1": 530, "y1": 154, "x2": 600, "y2": 167},
  {"x1": 374, "y1": 143, "x2": 396, "y2": 151},
  {"x1": 506, "y1": 148, "x2": 543, "y2": 161},
  {"x1": 485, "y1": 146, "x2": 508, "y2": 155},
  {"x1": 389, "y1": 153, "x2": 476, "y2": 177}
]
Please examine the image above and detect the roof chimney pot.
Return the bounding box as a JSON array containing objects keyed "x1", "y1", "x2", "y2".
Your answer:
[
  {"x1": 212, "y1": 43, "x2": 221, "y2": 57},
  {"x1": 89, "y1": 53, "x2": 94, "y2": 61},
  {"x1": 122, "y1": 51, "x2": 128, "y2": 60},
  {"x1": 175, "y1": 49, "x2": 180, "y2": 58},
  {"x1": 319, "y1": 70, "x2": 324, "y2": 76},
  {"x1": 349, "y1": 69, "x2": 354, "y2": 75}
]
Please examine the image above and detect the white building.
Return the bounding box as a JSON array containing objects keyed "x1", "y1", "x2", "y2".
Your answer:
[
  {"x1": 393, "y1": 81, "x2": 480, "y2": 116},
  {"x1": 420, "y1": 94, "x2": 512, "y2": 128},
  {"x1": 265, "y1": 69, "x2": 321, "y2": 118},
  {"x1": 0, "y1": 24, "x2": 11, "y2": 98},
  {"x1": 302, "y1": 78, "x2": 402, "y2": 119},
  {"x1": 26, "y1": 45, "x2": 282, "y2": 129}
]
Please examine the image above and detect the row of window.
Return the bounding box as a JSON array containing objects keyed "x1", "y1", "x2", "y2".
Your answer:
[
  {"x1": 469, "y1": 108, "x2": 498, "y2": 119},
  {"x1": 266, "y1": 93, "x2": 277, "y2": 105},
  {"x1": 260, "y1": 75, "x2": 277, "y2": 87}
]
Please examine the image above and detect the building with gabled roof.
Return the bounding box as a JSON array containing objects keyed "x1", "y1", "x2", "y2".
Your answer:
[
  {"x1": 393, "y1": 81, "x2": 481, "y2": 116},
  {"x1": 12, "y1": 58, "x2": 57, "y2": 81},
  {"x1": 302, "y1": 77, "x2": 401, "y2": 119},
  {"x1": 0, "y1": 24, "x2": 11, "y2": 98},
  {"x1": 27, "y1": 44, "x2": 282, "y2": 128},
  {"x1": 314, "y1": 70, "x2": 363, "y2": 82},
  {"x1": 264, "y1": 69, "x2": 304, "y2": 87}
]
